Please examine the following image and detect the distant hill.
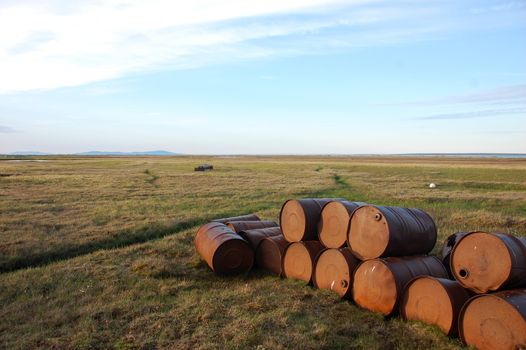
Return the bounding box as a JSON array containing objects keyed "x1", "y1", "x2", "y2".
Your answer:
[
  {"x1": 4, "y1": 150, "x2": 179, "y2": 156},
  {"x1": 75, "y1": 150, "x2": 179, "y2": 156}
]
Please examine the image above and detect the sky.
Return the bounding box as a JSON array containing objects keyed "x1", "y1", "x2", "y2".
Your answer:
[{"x1": 0, "y1": 0, "x2": 525, "y2": 154}]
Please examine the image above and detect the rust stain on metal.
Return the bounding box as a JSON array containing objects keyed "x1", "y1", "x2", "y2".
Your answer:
[
  {"x1": 211, "y1": 213, "x2": 260, "y2": 224},
  {"x1": 348, "y1": 205, "x2": 437, "y2": 260},
  {"x1": 441, "y1": 232, "x2": 469, "y2": 279},
  {"x1": 400, "y1": 276, "x2": 473, "y2": 336},
  {"x1": 451, "y1": 231, "x2": 526, "y2": 293},
  {"x1": 194, "y1": 222, "x2": 254, "y2": 275},
  {"x1": 280, "y1": 198, "x2": 344, "y2": 242},
  {"x1": 459, "y1": 289, "x2": 526, "y2": 350},
  {"x1": 313, "y1": 247, "x2": 360, "y2": 299},
  {"x1": 282, "y1": 241, "x2": 324, "y2": 283},
  {"x1": 226, "y1": 220, "x2": 278, "y2": 234},
  {"x1": 256, "y1": 235, "x2": 290, "y2": 276},
  {"x1": 318, "y1": 200, "x2": 366, "y2": 248},
  {"x1": 238, "y1": 226, "x2": 282, "y2": 250},
  {"x1": 352, "y1": 256, "x2": 448, "y2": 316}
]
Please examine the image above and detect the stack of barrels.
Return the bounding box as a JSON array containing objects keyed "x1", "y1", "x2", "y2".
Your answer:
[
  {"x1": 194, "y1": 199, "x2": 526, "y2": 350},
  {"x1": 434, "y1": 231, "x2": 526, "y2": 349}
]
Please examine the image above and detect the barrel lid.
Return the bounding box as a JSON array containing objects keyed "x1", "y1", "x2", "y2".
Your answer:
[
  {"x1": 314, "y1": 248, "x2": 352, "y2": 297},
  {"x1": 352, "y1": 259, "x2": 397, "y2": 316},
  {"x1": 451, "y1": 231, "x2": 512, "y2": 293},
  {"x1": 348, "y1": 205, "x2": 389, "y2": 260},
  {"x1": 256, "y1": 237, "x2": 286, "y2": 276},
  {"x1": 280, "y1": 200, "x2": 307, "y2": 242},
  {"x1": 212, "y1": 238, "x2": 254, "y2": 275},
  {"x1": 282, "y1": 242, "x2": 313, "y2": 282},
  {"x1": 459, "y1": 292, "x2": 526, "y2": 349},
  {"x1": 319, "y1": 201, "x2": 350, "y2": 248},
  {"x1": 400, "y1": 276, "x2": 454, "y2": 335}
]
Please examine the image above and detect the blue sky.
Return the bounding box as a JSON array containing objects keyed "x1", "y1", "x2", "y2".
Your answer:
[{"x1": 0, "y1": 0, "x2": 525, "y2": 154}]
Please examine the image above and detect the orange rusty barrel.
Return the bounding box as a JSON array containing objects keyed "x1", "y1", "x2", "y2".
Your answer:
[
  {"x1": 212, "y1": 213, "x2": 260, "y2": 224},
  {"x1": 226, "y1": 220, "x2": 278, "y2": 233},
  {"x1": 400, "y1": 276, "x2": 473, "y2": 336},
  {"x1": 255, "y1": 235, "x2": 290, "y2": 276},
  {"x1": 282, "y1": 241, "x2": 324, "y2": 283},
  {"x1": 318, "y1": 200, "x2": 366, "y2": 248},
  {"x1": 238, "y1": 226, "x2": 282, "y2": 250},
  {"x1": 441, "y1": 232, "x2": 468, "y2": 278},
  {"x1": 459, "y1": 289, "x2": 526, "y2": 350},
  {"x1": 313, "y1": 248, "x2": 360, "y2": 298},
  {"x1": 450, "y1": 231, "x2": 526, "y2": 293},
  {"x1": 348, "y1": 205, "x2": 437, "y2": 260},
  {"x1": 280, "y1": 198, "x2": 344, "y2": 242},
  {"x1": 194, "y1": 222, "x2": 254, "y2": 275},
  {"x1": 352, "y1": 256, "x2": 448, "y2": 316}
]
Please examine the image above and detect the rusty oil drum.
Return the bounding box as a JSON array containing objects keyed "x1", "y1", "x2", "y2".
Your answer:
[
  {"x1": 212, "y1": 213, "x2": 260, "y2": 224},
  {"x1": 352, "y1": 256, "x2": 448, "y2": 316},
  {"x1": 282, "y1": 241, "x2": 324, "y2": 283},
  {"x1": 459, "y1": 289, "x2": 526, "y2": 350},
  {"x1": 238, "y1": 226, "x2": 282, "y2": 250},
  {"x1": 194, "y1": 222, "x2": 254, "y2": 275},
  {"x1": 348, "y1": 205, "x2": 437, "y2": 260},
  {"x1": 318, "y1": 200, "x2": 365, "y2": 248},
  {"x1": 313, "y1": 248, "x2": 360, "y2": 298},
  {"x1": 226, "y1": 220, "x2": 278, "y2": 233},
  {"x1": 400, "y1": 276, "x2": 473, "y2": 336},
  {"x1": 441, "y1": 232, "x2": 468, "y2": 278},
  {"x1": 255, "y1": 235, "x2": 290, "y2": 276},
  {"x1": 280, "y1": 198, "x2": 344, "y2": 242},
  {"x1": 450, "y1": 231, "x2": 526, "y2": 293}
]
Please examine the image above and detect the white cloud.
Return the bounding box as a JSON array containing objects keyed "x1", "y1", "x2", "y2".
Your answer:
[{"x1": 0, "y1": 0, "x2": 522, "y2": 93}]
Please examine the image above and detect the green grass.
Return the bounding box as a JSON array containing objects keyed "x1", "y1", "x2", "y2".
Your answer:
[{"x1": 0, "y1": 155, "x2": 525, "y2": 349}]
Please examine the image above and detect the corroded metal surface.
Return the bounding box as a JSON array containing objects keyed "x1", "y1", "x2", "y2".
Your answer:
[
  {"x1": 280, "y1": 198, "x2": 345, "y2": 242},
  {"x1": 318, "y1": 201, "x2": 366, "y2": 248},
  {"x1": 282, "y1": 241, "x2": 324, "y2": 283},
  {"x1": 459, "y1": 289, "x2": 526, "y2": 350},
  {"x1": 352, "y1": 256, "x2": 448, "y2": 316},
  {"x1": 211, "y1": 214, "x2": 260, "y2": 224},
  {"x1": 313, "y1": 248, "x2": 360, "y2": 298},
  {"x1": 451, "y1": 231, "x2": 526, "y2": 293},
  {"x1": 400, "y1": 276, "x2": 473, "y2": 336},
  {"x1": 348, "y1": 205, "x2": 437, "y2": 260},
  {"x1": 194, "y1": 222, "x2": 254, "y2": 275},
  {"x1": 226, "y1": 220, "x2": 278, "y2": 234},
  {"x1": 441, "y1": 232, "x2": 469, "y2": 279},
  {"x1": 238, "y1": 226, "x2": 282, "y2": 250},
  {"x1": 255, "y1": 235, "x2": 290, "y2": 276}
]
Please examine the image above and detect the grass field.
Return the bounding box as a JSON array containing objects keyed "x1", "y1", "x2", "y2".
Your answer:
[{"x1": 1, "y1": 156, "x2": 525, "y2": 349}]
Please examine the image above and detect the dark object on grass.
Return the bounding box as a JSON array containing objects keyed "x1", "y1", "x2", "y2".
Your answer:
[{"x1": 195, "y1": 164, "x2": 213, "y2": 171}]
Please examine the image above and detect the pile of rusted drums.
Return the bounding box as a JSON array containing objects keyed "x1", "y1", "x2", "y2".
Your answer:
[{"x1": 195, "y1": 199, "x2": 526, "y2": 350}]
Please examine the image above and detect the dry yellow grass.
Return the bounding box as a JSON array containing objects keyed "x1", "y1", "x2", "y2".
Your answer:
[{"x1": 0, "y1": 155, "x2": 525, "y2": 349}]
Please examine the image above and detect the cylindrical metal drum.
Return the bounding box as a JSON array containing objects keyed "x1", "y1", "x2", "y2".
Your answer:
[
  {"x1": 318, "y1": 201, "x2": 365, "y2": 248},
  {"x1": 282, "y1": 241, "x2": 325, "y2": 283},
  {"x1": 352, "y1": 256, "x2": 448, "y2": 316},
  {"x1": 194, "y1": 222, "x2": 254, "y2": 275},
  {"x1": 400, "y1": 276, "x2": 473, "y2": 336},
  {"x1": 441, "y1": 232, "x2": 468, "y2": 278},
  {"x1": 348, "y1": 205, "x2": 437, "y2": 260},
  {"x1": 212, "y1": 214, "x2": 260, "y2": 224},
  {"x1": 226, "y1": 220, "x2": 278, "y2": 233},
  {"x1": 313, "y1": 248, "x2": 360, "y2": 298},
  {"x1": 238, "y1": 226, "x2": 282, "y2": 250},
  {"x1": 450, "y1": 231, "x2": 526, "y2": 293},
  {"x1": 280, "y1": 198, "x2": 344, "y2": 242},
  {"x1": 255, "y1": 235, "x2": 290, "y2": 276},
  {"x1": 459, "y1": 289, "x2": 526, "y2": 350}
]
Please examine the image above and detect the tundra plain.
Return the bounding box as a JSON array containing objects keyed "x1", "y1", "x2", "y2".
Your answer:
[{"x1": 1, "y1": 156, "x2": 525, "y2": 349}]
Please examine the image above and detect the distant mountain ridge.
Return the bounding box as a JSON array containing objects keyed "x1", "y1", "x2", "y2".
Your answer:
[{"x1": 6, "y1": 150, "x2": 179, "y2": 156}]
